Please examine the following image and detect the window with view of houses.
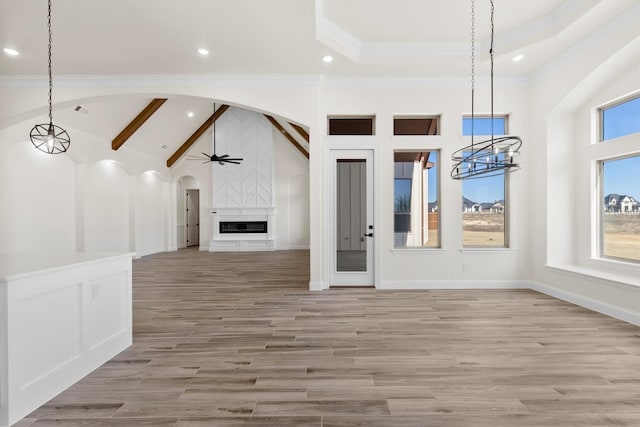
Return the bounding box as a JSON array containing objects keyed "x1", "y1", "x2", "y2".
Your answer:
[
  {"x1": 461, "y1": 116, "x2": 508, "y2": 247},
  {"x1": 600, "y1": 155, "x2": 640, "y2": 262},
  {"x1": 598, "y1": 94, "x2": 640, "y2": 263}
]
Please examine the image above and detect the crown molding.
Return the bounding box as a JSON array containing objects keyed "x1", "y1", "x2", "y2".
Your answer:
[
  {"x1": 314, "y1": 0, "x2": 603, "y2": 65},
  {"x1": 0, "y1": 74, "x2": 323, "y2": 88}
]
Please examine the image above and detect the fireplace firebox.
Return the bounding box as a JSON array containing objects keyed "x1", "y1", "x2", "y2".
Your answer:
[{"x1": 219, "y1": 221, "x2": 268, "y2": 234}]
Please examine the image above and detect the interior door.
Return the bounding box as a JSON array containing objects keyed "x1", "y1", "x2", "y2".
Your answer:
[
  {"x1": 186, "y1": 189, "x2": 199, "y2": 247},
  {"x1": 331, "y1": 150, "x2": 374, "y2": 286}
]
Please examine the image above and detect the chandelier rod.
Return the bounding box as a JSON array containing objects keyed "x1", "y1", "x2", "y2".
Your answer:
[{"x1": 47, "y1": 0, "x2": 53, "y2": 124}]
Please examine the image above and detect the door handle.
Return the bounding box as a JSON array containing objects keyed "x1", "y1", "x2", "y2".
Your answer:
[{"x1": 364, "y1": 233, "x2": 373, "y2": 237}]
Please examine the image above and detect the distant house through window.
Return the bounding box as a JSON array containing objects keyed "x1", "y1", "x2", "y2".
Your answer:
[
  {"x1": 461, "y1": 116, "x2": 508, "y2": 247},
  {"x1": 600, "y1": 155, "x2": 640, "y2": 262}
]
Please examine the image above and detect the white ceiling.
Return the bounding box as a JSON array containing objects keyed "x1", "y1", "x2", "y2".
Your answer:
[
  {"x1": 0, "y1": 0, "x2": 637, "y2": 162},
  {"x1": 2, "y1": 0, "x2": 637, "y2": 77}
]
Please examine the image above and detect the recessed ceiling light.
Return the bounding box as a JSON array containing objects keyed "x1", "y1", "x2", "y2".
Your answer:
[
  {"x1": 511, "y1": 54, "x2": 525, "y2": 62},
  {"x1": 197, "y1": 48, "x2": 209, "y2": 56},
  {"x1": 187, "y1": 111, "x2": 194, "y2": 118},
  {"x1": 322, "y1": 55, "x2": 333, "y2": 63},
  {"x1": 3, "y1": 47, "x2": 19, "y2": 56}
]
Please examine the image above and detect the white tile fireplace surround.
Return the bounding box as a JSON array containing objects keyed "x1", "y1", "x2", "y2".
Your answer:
[
  {"x1": 210, "y1": 207, "x2": 275, "y2": 251},
  {"x1": 209, "y1": 107, "x2": 276, "y2": 252}
]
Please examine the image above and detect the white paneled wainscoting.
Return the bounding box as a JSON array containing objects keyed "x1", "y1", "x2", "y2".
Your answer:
[{"x1": 0, "y1": 252, "x2": 133, "y2": 427}]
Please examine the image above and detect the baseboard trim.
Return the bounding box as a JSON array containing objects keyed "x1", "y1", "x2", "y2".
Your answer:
[
  {"x1": 528, "y1": 280, "x2": 640, "y2": 326},
  {"x1": 136, "y1": 247, "x2": 165, "y2": 258},
  {"x1": 379, "y1": 279, "x2": 639, "y2": 325},
  {"x1": 309, "y1": 281, "x2": 323, "y2": 291},
  {"x1": 379, "y1": 280, "x2": 530, "y2": 290},
  {"x1": 274, "y1": 245, "x2": 311, "y2": 251}
]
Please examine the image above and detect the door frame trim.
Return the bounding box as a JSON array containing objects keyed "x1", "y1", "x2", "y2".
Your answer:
[{"x1": 325, "y1": 146, "x2": 379, "y2": 289}]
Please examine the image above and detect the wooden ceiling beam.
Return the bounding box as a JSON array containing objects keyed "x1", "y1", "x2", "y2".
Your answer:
[
  {"x1": 265, "y1": 115, "x2": 309, "y2": 159},
  {"x1": 166, "y1": 104, "x2": 230, "y2": 167},
  {"x1": 289, "y1": 122, "x2": 309, "y2": 142},
  {"x1": 112, "y1": 98, "x2": 167, "y2": 150}
]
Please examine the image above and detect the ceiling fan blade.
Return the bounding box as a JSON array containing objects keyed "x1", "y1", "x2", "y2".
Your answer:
[
  {"x1": 201, "y1": 152, "x2": 211, "y2": 157},
  {"x1": 186, "y1": 154, "x2": 208, "y2": 160},
  {"x1": 218, "y1": 154, "x2": 230, "y2": 159},
  {"x1": 218, "y1": 161, "x2": 225, "y2": 166},
  {"x1": 224, "y1": 158, "x2": 243, "y2": 162},
  {"x1": 225, "y1": 160, "x2": 242, "y2": 164}
]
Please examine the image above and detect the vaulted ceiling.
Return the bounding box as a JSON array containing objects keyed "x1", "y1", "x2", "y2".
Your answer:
[{"x1": 0, "y1": 0, "x2": 637, "y2": 163}]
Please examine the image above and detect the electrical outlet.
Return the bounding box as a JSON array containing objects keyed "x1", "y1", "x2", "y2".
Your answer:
[{"x1": 462, "y1": 263, "x2": 468, "y2": 272}]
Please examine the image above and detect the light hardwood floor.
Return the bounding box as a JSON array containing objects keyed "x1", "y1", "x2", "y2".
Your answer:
[{"x1": 21, "y1": 249, "x2": 640, "y2": 426}]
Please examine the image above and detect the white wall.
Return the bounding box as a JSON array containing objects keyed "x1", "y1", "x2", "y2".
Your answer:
[
  {"x1": 0, "y1": 139, "x2": 76, "y2": 253},
  {"x1": 213, "y1": 107, "x2": 273, "y2": 209},
  {"x1": 319, "y1": 82, "x2": 532, "y2": 288},
  {"x1": 531, "y1": 32, "x2": 640, "y2": 323},
  {"x1": 0, "y1": 120, "x2": 172, "y2": 258},
  {"x1": 273, "y1": 130, "x2": 310, "y2": 250},
  {"x1": 135, "y1": 171, "x2": 167, "y2": 256},
  {"x1": 84, "y1": 160, "x2": 131, "y2": 252}
]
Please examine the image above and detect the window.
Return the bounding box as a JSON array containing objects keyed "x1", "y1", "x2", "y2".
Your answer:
[
  {"x1": 394, "y1": 116, "x2": 440, "y2": 135},
  {"x1": 462, "y1": 116, "x2": 508, "y2": 247},
  {"x1": 600, "y1": 155, "x2": 640, "y2": 262},
  {"x1": 462, "y1": 116, "x2": 506, "y2": 136},
  {"x1": 595, "y1": 94, "x2": 640, "y2": 263},
  {"x1": 393, "y1": 151, "x2": 439, "y2": 248},
  {"x1": 328, "y1": 116, "x2": 375, "y2": 135},
  {"x1": 600, "y1": 95, "x2": 640, "y2": 141}
]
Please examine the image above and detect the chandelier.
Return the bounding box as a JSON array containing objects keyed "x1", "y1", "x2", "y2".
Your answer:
[
  {"x1": 451, "y1": 0, "x2": 521, "y2": 180},
  {"x1": 30, "y1": 0, "x2": 70, "y2": 154}
]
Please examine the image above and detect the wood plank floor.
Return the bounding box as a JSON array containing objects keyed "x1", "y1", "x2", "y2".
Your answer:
[{"x1": 21, "y1": 249, "x2": 640, "y2": 426}]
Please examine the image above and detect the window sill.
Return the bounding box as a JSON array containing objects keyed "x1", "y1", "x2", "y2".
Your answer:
[
  {"x1": 391, "y1": 248, "x2": 445, "y2": 254},
  {"x1": 545, "y1": 263, "x2": 640, "y2": 289},
  {"x1": 459, "y1": 248, "x2": 516, "y2": 253}
]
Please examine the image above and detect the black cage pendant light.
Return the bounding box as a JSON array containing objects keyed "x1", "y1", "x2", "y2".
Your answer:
[
  {"x1": 451, "y1": 0, "x2": 521, "y2": 179},
  {"x1": 30, "y1": 0, "x2": 70, "y2": 154}
]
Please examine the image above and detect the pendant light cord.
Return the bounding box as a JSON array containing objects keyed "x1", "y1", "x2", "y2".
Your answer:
[
  {"x1": 490, "y1": 0, "x2": 495, "y2": 148},
  {"x1": 213, "y1": 102, "x2": 217, "y2": 154},
  {"x1": 470, "y1": 0, "x2": 475, "y2": 153},
  {"x1": 47, "y1": 0, "x2": 53, "y2": 125}
]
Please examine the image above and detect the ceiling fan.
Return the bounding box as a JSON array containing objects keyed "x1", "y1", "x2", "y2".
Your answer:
[{"x1": 186, "y1": 103, "x2": 243, "y2": 165}]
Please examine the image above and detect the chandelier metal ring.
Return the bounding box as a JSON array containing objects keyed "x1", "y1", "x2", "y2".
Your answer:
[
  {"x1": 451, "y1": 135, "x2": 522, "y2": 179},
  {"x1": 30, "y1": 123, "x2": 71, "y2": 154}
]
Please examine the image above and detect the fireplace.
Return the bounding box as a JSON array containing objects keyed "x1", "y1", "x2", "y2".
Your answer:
[
  {"x1": 209, "y1": 108, "x2": 275, "y2": 252},
  {"x1": 210, "y1": 207, "x2": 275, "y2": 251},
  {"x1": 220, "y1": 221, "x2": 267, "y2": 234}
]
